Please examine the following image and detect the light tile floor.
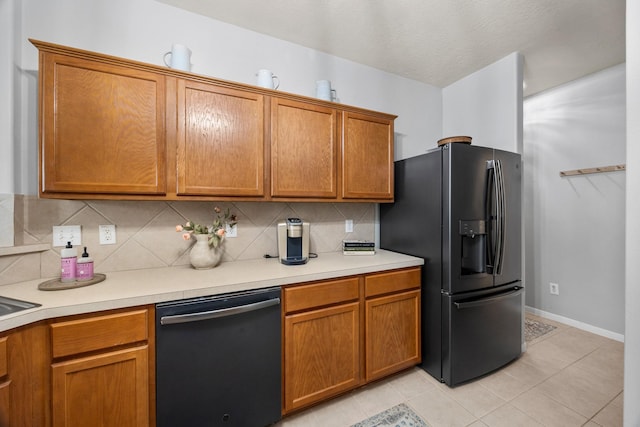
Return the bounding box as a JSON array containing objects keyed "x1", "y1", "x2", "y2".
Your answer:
[{"x1": 277, "y1": 314, "x2": 624, "y2": 427}]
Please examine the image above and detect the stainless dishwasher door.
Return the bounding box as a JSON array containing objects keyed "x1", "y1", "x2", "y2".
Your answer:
[{"x1": 155, "y1": 287, "x2": 281, "y2": 427}]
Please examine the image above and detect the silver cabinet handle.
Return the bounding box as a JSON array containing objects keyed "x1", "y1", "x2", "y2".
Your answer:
[{"x1": 160, "y1": 297, "x2": 280, "y2": 325}]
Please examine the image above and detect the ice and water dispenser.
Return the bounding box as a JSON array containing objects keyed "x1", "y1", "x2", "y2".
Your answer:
[{"x1": 459, "y1": 220, "x2": 486, "y2": 275}]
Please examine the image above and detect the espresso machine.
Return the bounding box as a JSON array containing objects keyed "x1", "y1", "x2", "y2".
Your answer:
[{"x1": 277, "y1": 218, "x2": 310, "y2": 265}]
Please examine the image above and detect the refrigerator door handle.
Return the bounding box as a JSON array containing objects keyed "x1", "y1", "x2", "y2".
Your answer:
[
  {"x1": 453, "y1": 287, "x2": 522, "y2": 309},
  {"x1": 486, "y1": 160, "x2": 498, "y2": 273},
  {"x1": 494, "y1": 159, "x2": 506, "y2": 275}
]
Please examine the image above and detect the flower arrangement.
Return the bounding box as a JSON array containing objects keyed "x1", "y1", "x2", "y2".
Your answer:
[{"x1": 176, "y1": 207, "x2": 238, "y2": 248}]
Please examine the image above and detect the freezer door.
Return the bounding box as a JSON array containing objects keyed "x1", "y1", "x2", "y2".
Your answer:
[{"x1": 442, "y1": 284, "x2": 523, "y2": 386}]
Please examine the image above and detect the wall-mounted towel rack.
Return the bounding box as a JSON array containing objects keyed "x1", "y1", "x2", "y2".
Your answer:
[{"x1": 560, "y1": 164, "x2": 626, "y2": 177}]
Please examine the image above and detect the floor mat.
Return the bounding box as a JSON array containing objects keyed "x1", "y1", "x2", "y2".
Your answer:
[
  {"x1": 350, "y1": 403, "x2": 429, "y2": 427},
  {"x1": 525, "y1": 318, "x2": 557, "y2": 342}
]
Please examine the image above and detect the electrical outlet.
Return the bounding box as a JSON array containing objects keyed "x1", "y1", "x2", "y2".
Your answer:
[
  {"x1": 225, "y1": 224, "x2": 237, "y2": 238},
  {"x1": 345, "y1": 219, "x2": 354, "y2": 233},
  {"x1": 550, "y1": 282, "x2": 560, "y2": 295},
  {"x1": 99, "y1": 225, "x2": 117, "y2": 245},
  {"x1": 52, "y1": 225, "x2": 82, "y2": 247}
]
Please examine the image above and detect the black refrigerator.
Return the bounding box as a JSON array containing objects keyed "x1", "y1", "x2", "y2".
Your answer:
[{"x1": 380, "y1": 143, "x2": 523, "y2": 386}]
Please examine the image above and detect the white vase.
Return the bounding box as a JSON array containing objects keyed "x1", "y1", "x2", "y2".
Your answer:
[{"x1": 189, "y1": 234, "x2": 222, "y2": 269}]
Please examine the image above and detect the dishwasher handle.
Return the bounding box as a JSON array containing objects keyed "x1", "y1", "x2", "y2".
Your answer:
[{"x1": 160, "y1": 297, "x2": 280, "y2": 325}]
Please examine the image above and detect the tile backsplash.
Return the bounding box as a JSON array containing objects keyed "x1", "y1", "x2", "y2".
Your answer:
[
  {"x1": 0, "y1": 196, "x2": 375, "y2": 286},
  {"x1": 0, "y1": 194, "x2": 14, "y2": 248}
]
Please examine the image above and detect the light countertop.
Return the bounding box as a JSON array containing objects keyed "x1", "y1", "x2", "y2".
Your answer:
[{"x1": 0, "y1": 249, "x2": 422, "y2": 332}]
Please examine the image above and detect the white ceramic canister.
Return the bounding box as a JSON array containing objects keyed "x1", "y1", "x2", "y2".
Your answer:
[
  {"x1": 163, "y1": 44, "x2": 192, "y2": 72},
  {"x1": 256, "y1": 69, "x2": 280, "y2": 89},
  {"x1": 316, "y1": 80, "x2": 336, "y2": 101}
]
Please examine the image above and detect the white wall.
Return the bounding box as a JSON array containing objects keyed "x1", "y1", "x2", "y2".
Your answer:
[
  {"x1": 523, "y1": 65, "x2": 626, "y2": 335},
  {"x1": 624, "y1": 0, "x2": 640, "y2": 424},
  {"x1": 442, "y1": 52, "x2": 523, "y2": 154},
  {"x1": 1, "y1": 0, "x2": 16, "y2": 194}
]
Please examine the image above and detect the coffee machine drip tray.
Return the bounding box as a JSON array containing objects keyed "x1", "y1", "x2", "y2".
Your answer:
[{"x1": 280, "y1": 256, "x2": 308, "y2": 265}]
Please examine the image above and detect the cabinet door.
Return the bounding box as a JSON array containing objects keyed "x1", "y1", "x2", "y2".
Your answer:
[
  {"x1": 0, "y1": 337, "x2": 7, "y2": 427},
  {"x1": 365, "y1": 290, "x2": 421, "y2": 381},
  {"x1": 0, "y1": 381, "x2": 8, "y2": 427},
  {"x1": 176, "y1": 80, "x2": 265, "y2": 196},
  {"x1": 284, "y1": 302, "x2": 360, "y2": 413},
  {"x1": 52, "y1": 346, "x2": 149, "y2": 427},
  {"x1": 342, "y1": 112, "x2": 394, "y2": 200},
  {"x1": 40, "y1": 52, "x2": 166, "y2": 195},
  {"x1": 271, "y1": 98, "x2": 338, "y2": 198}
]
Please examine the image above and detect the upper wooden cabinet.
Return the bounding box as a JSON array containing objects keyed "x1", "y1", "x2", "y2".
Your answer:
[
  {"x1": 32, "y1": 39, "x2": 395, "y2": 202},
  {"x1": 271, "y1": 98, "x2": 338, "y2": 198},
  {"x1": 176, "y1": 79, "x2": 265, "y2": 197},
  {"x1": 38, "y1": 49, "x2": 167, "y2": 196},
  {"x1": 342, "y1": 112, "x2": 394, "y2": 200}
]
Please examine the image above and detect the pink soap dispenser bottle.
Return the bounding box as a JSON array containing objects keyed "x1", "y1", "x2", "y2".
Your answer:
[
  {"x1": 60, "y1": 241, "x2": 77, "y2": 282},
  {"x1": 77, "y1": 247, "x2": 94, "y2": 281}
]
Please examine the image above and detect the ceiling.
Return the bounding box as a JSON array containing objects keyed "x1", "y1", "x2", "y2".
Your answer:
[{"x1": 156, "y1": 0, "x2": 626, "y2": 97}]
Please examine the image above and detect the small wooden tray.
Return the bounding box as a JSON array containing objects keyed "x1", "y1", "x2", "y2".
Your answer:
[
  {"x1": 437, "y1": 136, "x2": 472, "y2": 146},
  {"x1": 38, "y1": 273, "x2": 106, "y2": 291}
]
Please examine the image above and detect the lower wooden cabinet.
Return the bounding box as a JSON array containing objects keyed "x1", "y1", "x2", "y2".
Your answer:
[
  {"x1": 282, "y1": 276, "x2": 360, "y2": 413},
  {"x1": 365, "y1": 290, "x2": 421, "y2": 381},
  {"x1": 0, "y1": 267, "x2": 419, "y2": 424},
  {"x1": 49, "y1": 307, "x2": 154, "y2": 427},
  {"x1": 364, "y1": 268, "x2": 422, "y2": 382},
  {"x1": 0, "y1": 380, "x2": 9, "y2": 427},
  {"x1": 282, "y1": 267, "x2": 421, "y2": 414},
  {"x1": 0, "y1": 324, "x2": 49, "y2": 427},
  {"x1": 51, "y1": 346, "x2": 149, "y2": 427},
  {"x1": 0, "y1": 337, "x2": 9, "y2": 426},
  {"x1": 284, "y1": 302, "x2": 360, "y2": 412}
]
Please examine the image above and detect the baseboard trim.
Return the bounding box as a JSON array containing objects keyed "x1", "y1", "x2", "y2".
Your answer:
[{"x1": 525, "y1": 306, "x2": 625, "y2": 343}]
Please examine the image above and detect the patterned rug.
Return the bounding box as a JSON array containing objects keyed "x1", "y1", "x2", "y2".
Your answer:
[
  {"x1": 351, "y1": 403, "x2": 429, "y2": 427},
  {"x1": 525, "y1": 318, "x2": 557, "y2": 342}
]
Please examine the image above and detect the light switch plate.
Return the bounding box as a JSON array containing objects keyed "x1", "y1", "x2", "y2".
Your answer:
[
  {"x1": 52, "y1": 225, "x2": 82, "y2": 247},
  {"x1": 225, "y1": 224, "x2": 237, "y2": 238},
  {"x1": 345, "y1": 219, "x2": 354, "y2": 233}
]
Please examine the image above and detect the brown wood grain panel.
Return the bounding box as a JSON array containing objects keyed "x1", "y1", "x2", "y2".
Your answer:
[
  {"x1": 0, "y1": 380, "x2": 9, "y2": 427},
  {"x1": 365, "y1": 289, "x2": 421, "y2": 381},
  {"x1": 51, "y1": 346, "x2": 149, "y2": 427},
  {"x1": 364, "y1": 267, "x2": 421, "y2": 298},
  {"x1": 176, "y1": 80, "x2": 265, "y2": 196},
  {"x1": 283, "y1": 302, "x2": 360, "y2": 413},
  {"x1": 41, "y1": 53, "x2": 166, "y2": 195},
  {"x1": 283, "y1": 277, "x2": 359, "y2": 313},
  {"x1": 7, "y1": 323, "x2": 50, "y2": 427},
  {"x1": 271, "y1": 98, "x2": 338, "y2": 198},
  {"x1": 0, "y1": 337, "x2": 6, "y2": 378},
  {"x1": 51, "y1": 309, "x2": 148, "y2": 358},
  {"x1": 342, "y1": 111, "x2": 394, "y2": 200}
]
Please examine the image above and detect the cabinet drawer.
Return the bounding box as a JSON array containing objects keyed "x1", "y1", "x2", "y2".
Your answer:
[
  {"x1": 0, "y1": 337, "x2": 6, "y2": 378},
  {"x1": 365, "y1": 267, "x2": 421, "y2": 298},
  {"x1": 284, "y1": 277, "x2": 359, "y2": 313},
  {"x1": 51, "y1": 309, "x2": 148, "y2": 358}
]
